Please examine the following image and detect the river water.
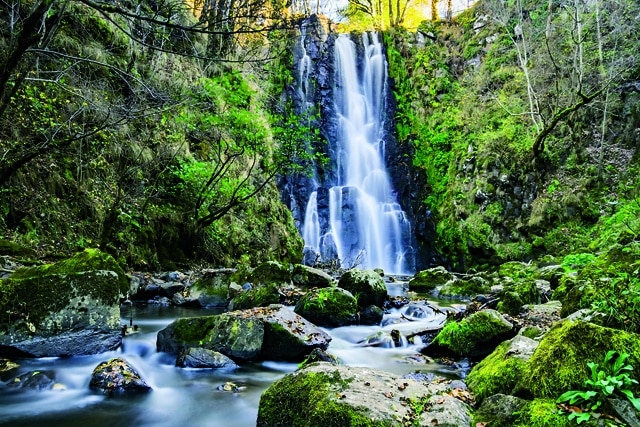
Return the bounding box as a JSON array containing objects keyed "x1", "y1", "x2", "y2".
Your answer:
[{"x1": 0, "y1": 284, "x2": 462, "y2": 427}]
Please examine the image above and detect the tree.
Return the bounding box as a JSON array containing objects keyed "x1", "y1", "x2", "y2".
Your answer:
[
  {"x1": 0, "y1": 0, "x2": 307, "y2": 264},
  {"x1": 486, "y1": 0, "x2": 640, "y2": 171}
]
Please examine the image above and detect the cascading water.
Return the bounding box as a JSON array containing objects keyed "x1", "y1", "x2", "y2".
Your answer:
[{"x1": 300, "y1": 33, "x2": 414, "y2": 274}]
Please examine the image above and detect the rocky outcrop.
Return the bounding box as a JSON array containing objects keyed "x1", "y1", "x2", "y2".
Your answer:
[
  {"x1": 89, "y1": 358, "x2": 151, "y2": 396},
  {"x1": 337, "y1": 269, "x2": 388, "y2": 307},
  {"x1": 157, "y1": 304, "x2": 331, "y2": 362},
  {"x1": 0, "y1": 249, "x2": 126, "y2": 357},
  {"x1": 257, "y1": 363, "x2": 472, "y2": 427}
]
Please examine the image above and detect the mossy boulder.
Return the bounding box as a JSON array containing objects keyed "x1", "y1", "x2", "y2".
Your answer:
[
  {"x1": 247, "y1": 261, "x2": 292, "y2": 286},
  {"x1": 511, "y1": 398, "x2": 573, "y2": 427},
  {"x1": 337, "y1": 269, "x2": 387, "y2": 307},
  {"x1": 292, "y1": 264, "x2": 334, "y2": 288},
  {"x1": 0, "y1": 249, "x2": 126, "y2": 357},
  {"x1": 498, "y1": 261, "x2": 535, "y2": 280},
  {"x1": 515, "y1": 320, "x2": 640, "y2": 399},
  {"x1": 473, "y1": 394, "x2": 529, "y2": 427},
  {"x1": 89, "y1": 357, "x2": 151, "y2": 396},
  {"x1": 227, "y1": 282, "x2": 281, "y2": 311},
  {"x1": 227, "y1": 261, "x2": 293, "y2": 310},
  {"x1": 497, "y1": 279, "x2": 542, "y2": 315},
  {"x1": 408, "y1": 266, "x2": 453, "y2": 292},
  {"x1": 294, "y1": 287, "x2": 358, "y2": 327},
  {"x1": 187, "y1": 268, "x2": 236, "y2": 308},
  {"x1": 466, "y1": 335, "x2": 539, "y2": 403},
  {"x1": 552, "y1": 275, "x2": 596, "y2": 317},
  {"x1": 438, "y1": 276, "x2": 491, "y2": 299},
  {"x1": 425, "y1": 309, "x2": 515, "y2": 358},
  {"x1": 257, "y1": 364, "x2": 472, "y2": 427},
  {"x1": 157, "y1": 305, "x2": 330, "y2": 362}
]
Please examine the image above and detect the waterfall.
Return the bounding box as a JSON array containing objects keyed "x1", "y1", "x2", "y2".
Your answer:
[{"x1": 300, "y1": 32, "x2": 414, "y2": 274}]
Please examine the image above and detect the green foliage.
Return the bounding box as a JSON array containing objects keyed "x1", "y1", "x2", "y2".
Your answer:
[{"x1": 557, "y1": 351, "x2": 640, "y2": 424}]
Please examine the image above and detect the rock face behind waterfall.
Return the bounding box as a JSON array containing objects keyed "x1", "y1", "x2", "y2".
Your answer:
[
  {"x1": 0, "y1": 249, "x2": 128, "y2": 357},
  {"x1": 157, "y1": 304, "x2": 331, "y2": 362},
  {"x1": 279, "y1": 17, "x2": 432, "y2": 272}
]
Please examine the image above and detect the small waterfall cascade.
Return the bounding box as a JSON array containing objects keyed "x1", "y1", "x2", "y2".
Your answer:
[{"x1": 300, "y1": 32, "x2": 414, "y2": 274}]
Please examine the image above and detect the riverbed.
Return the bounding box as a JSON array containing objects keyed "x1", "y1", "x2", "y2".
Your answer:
[{"x1": 0, "y1": 285, "x2": 463, "y2": 427}]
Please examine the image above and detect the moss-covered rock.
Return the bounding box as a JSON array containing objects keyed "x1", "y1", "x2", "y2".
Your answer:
[
  {"x1": 512, "y1": 398, "x2": 573, "y2": 427},
  {"x1": 0, "y1": 239, "x2": 35, "y2": 257},
  {"x1": 437, "y1": 276, "x2": 491, "y2": 299},
  {"x1": 227, "y1": 282, "x2": 281, "y2": 311},
  {"x1": 157, "y1": 305, "x2": 331, "y2": 362},
  {"x1": 257, "y1": 364, "x2": 472, "y2": 427},
  {"x1": 516, "y1": 320, "x2": 640, "y2": 399},
  {"x1": 89, "y1": 357, "x2": 151, "y2": 396},
  {"x1": 473, "y1": 394, "x2": 529, "y2": 427},
  {"x1": 425, "y1": 309, "x2": 515, "y2": 358},
  {"x1": 176, "y1": 347, "x2": 238, "y2": 369},
  {"x1": 466, "y1": 335, "x2": 539, "y2": 403},
  {"x1": 248, "y1": 261, "x2": 292, "y2": 286},
  {"x1": 337, "y1": 269, "x2": 387, "y2": 307},
  {"x1": 552, "y1": 275, "x2": 596, "y2": 317},
  {"x1": 408, "y1": 266, "x2": 453, "y2": 292},
  {"x1": 292, "y1": 264, "x2": 334, "y2": 288},
  {"x1": 294, "y1": 287, "x2": 358, "y2": 327},
  {"x1": 0, "y1": 249, "x2": 125, "y2": 357},
  {"x1": 187, "y1": 268, "x2": 236, "y2": 308},
  {"x1": 498, "y1": 261, "x2": 536, "y2": 280}
]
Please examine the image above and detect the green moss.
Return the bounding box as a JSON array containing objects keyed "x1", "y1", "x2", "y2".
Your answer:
[
  {"x1": 431, "y1": 310, "x2": 513, "y2": 356},
  {"x1": 257, "y1": 370, "x2": 391, "y2": 427},
  {"x1": 172, "y1": 316, "x2": 220, "y2": 344},
  {"x1": 466, "y1": 340, "x2": 528, "y2": 403},
  {"x1": 513, "y1": 399, "x2": 573, "y2": 427},
  {"x1": 517, "y1": 320, "x2": 640, "y2": 399}
]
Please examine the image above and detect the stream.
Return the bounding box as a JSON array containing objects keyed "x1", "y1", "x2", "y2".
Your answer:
[{"x1": 0, "y1": 283, "x2": 463, "y2": 427}]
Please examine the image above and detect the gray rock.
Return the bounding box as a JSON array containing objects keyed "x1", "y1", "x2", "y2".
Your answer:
[
  {"x1": 89, "y1": 358, "x2": 151, "y2": 396},
  {"x1": 176, "y1": 347, "x2": 238, "y2": 369}
]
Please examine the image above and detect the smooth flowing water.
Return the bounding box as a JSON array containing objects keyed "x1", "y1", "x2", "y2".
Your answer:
[
  {"x1": 301, "y1": 33, "x2": 414, "y2": 274},
  {"x1": 0, "y1": 286, "x2": 459, "y2": 427}
]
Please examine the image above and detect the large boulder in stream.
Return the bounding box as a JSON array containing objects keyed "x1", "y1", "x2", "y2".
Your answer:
[
  {"x1": 157, "y1": 304, "x2": 331, "y2": 362},
  {"x1": 257, "y1": 363, "x2": 473, "y2": 427},
  {"x1": 424, "y1": 309, "x2": 515, "y2": 358},
  {"x1": 337, "y1": 269, "x2": 387, "y2": 307},
  {"x1": 89, "y1": 357, "x2": 152, "y2": 396},
  {"x1": 0, "y1": 249, "x2": 128, "y2": 357},
  {"x1": 294, "y1": 287, "x2": 358, "y2": 327}
]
